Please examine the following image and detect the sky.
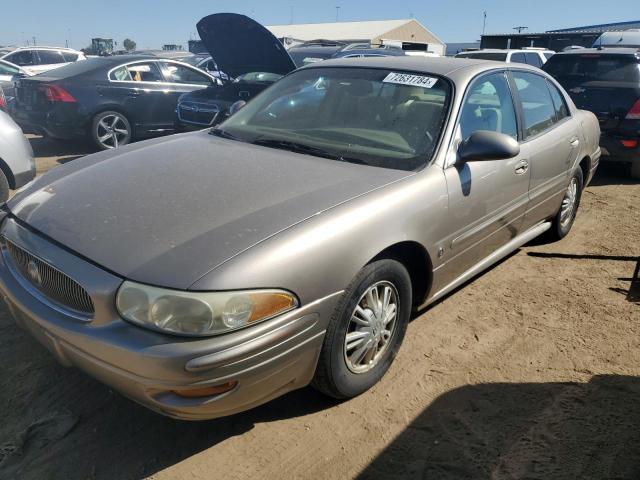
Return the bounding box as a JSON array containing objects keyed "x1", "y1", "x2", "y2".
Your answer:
[{"x1": 1, "y1": 0, "x2": 638, "y2": 50}]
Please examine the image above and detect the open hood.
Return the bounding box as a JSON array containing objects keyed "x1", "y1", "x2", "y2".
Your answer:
[{"x1": 197, "y1": 13, "x2": 296, "y2": 79}]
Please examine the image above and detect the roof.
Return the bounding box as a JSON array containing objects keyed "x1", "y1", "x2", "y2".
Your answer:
[
  {"x1": 299, "y1": 55, "x2": 525, "y2": 78},
  {"x1": 9, "y1": 45, "x2": 81, "y2": 52},
  {"x1": 549, "y1": 20, "x2": 640, "y2": 33},
  {"x1": 267, "y1": 19, "x2": 445, "y2": 45},
  {"x1": 552, "y1": 47, "x2": 640, "y2": 56}
]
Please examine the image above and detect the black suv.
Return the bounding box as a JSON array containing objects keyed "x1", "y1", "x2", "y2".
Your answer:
[{"x1": 543, "y1": 48, "x2": 640, "y2": 178}]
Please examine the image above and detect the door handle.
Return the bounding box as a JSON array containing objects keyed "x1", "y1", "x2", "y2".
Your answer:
[
  {"x1": 569, "y1": 137, "x2": 580, "y2": 147},
  {"x1": 515, "y1": 160, "x2": 529, "y2": 175}
]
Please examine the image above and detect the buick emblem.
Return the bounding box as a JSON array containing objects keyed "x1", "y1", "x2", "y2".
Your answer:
[{"x1": 27, "y1": 260, "x2": 43, "y2": 287}]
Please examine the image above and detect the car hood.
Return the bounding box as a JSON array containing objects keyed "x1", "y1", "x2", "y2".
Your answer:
[
  {"x1": 196, "y1": 13, "x2": 296, "y2": 79},
  {"x1": 8, "y1": 131, "x2": 410, "y2": 289}
]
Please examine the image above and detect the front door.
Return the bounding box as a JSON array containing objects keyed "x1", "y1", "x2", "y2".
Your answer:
[{"x1": 440, "y1": 70, "x2": 531, "y2": 284}]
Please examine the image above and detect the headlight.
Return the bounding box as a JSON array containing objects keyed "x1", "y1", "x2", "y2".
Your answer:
[{"x1": 116, "y1": 281, "x2": 298, "y2": 336}]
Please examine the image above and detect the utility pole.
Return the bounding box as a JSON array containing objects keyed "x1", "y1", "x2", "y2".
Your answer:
[
  {"x1": 482, "y1": 11, "x2": 487, "y2": 36},
  {"x1": 513, "y1": 26, "x2": 528, "y2": 33},
  {"x1": 290, "y1": 6, "x2": 294, "y2": 24},
  {"x1": 32, "y1": 36, "x2": 36, "y2": 46},
  {"x1": 335, "y1": 6, "x2": 340, "y2": 22}
]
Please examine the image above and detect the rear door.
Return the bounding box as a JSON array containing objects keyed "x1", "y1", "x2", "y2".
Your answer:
[
  {"x1": 441, "y1": 70, "x2": 531, "y2": 283},
  {"x1": 3, "y1": 50, "x2": 37, "y2": 75},
  {"x1": 510, "y1": 70, "x2": 580, "y2": 228},
  {"x1": 105, "y1": 61, "x2": 171, "y2": 134}
]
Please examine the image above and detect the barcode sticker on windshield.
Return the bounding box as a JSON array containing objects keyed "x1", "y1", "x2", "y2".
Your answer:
[{"x1": 383, "y1": 72, "x2": 438, "y2": 88}]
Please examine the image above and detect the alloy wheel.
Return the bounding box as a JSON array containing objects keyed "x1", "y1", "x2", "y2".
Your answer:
[{"x1": 96, "y1": 113, "x2": 130, "y2": 149}]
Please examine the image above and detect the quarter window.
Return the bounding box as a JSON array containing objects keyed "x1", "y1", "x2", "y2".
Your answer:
[
  {"x1": 512, "y1": 71, "x2": 558, "y2": 138},
  {"x1": 159, "y1": 62, "x2": 211, "y2": 85},
  {"x1": 61, "y1": 52, "x2": 79, "y2": 62},
  {"x1": 459, "y1": 72, "x2": 518, "y2": 141}
]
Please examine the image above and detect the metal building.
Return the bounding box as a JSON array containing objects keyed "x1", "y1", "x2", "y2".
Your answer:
[
  {"x1": 267, "y1": 19, "x2": 446, "y2": 56},
  {"x1": 481, "y1": 19, "x2": 640, "y2": 51}
]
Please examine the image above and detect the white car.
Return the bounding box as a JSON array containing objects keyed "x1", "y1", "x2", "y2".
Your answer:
[
  {"x1": 1, "y1": 46, "x2": 86, "y2": 75},
  {"x1": 455, "y1": 48, "x2": 555, "y2": 68},
  {"x1": 0, "y1": 96, "x2": 36, "y2": 201}
]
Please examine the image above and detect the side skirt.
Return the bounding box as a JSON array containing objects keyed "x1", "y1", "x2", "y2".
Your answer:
[{"x1": 422, "y1": 221, "x2": 552, "y2": 308}]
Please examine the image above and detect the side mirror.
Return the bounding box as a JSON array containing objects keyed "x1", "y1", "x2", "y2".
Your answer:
[
  {"x1": 229, "y1": 100, "x2": 247, "y2": 116},
  {"x1": 457, "y1": 131, "x2": 520, "y2": 163}
]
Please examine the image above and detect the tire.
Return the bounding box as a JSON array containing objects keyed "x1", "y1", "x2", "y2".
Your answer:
[
  {"x1": 548, "y1": 167, "x2": 584, "y2": 240},
  {"x1": 91, "y1": 111, "x2": 132, "y2": 150},
  {"x1": 631, "y1": 162, "x2": 640, "y2": 180},
  {"x1": 0, "y1": 170, "x2": 9, "y2": 203},
  {"x1": 312, "y1": 259, "x2": 412, "y2": 399}
]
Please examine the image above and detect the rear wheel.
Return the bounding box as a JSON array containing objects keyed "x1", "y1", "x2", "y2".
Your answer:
[
  {"x1": 91, "y1": 111, "x2": 132, "y2": 150},
  {"x1": 631, "y1": 161, "x2": 640, "y2": 180},
  {"x1": 548, "y1": 168, "x2": 583, "y2": 240},
  {"x1": 312, "y1": 259, "x2": 412, "y2": 399}
]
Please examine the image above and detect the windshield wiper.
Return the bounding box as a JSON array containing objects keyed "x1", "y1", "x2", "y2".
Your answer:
[
  {"x1": 209, "y1": 127, "x2": 240, "y2": 141},
  {"x1": 251, "y1": 138, "x2": 339, "y2": 160}
]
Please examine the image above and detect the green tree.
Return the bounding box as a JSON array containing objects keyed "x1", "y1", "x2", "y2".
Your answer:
[{"x1": 123, "y1": 38, "x2": 136, "y2": 52}]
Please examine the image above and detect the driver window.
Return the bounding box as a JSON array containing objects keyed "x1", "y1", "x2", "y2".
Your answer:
[{"x1": 459, "y1": 72, "x2": 518, "y2": 141}]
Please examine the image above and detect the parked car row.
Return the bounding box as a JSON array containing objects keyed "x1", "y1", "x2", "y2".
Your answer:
[{"x1": 1, "y1": 46, "x2": 86, "y2": 75}]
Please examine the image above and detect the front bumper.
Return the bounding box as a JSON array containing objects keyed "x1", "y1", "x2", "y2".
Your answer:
[{"x1": 0, "y1": 218, "x2": 336, "y2": 420}]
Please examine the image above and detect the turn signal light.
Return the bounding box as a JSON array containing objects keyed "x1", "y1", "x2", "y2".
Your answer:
[
  {"x1": 621, "y1": 139, "x2": 638, "y2": 149},
  {"x1": 172, "y1": 381, "x2": 238, "y2": 398},
  {"x1": 42, "y1": 84, "x2": 77, "y2": 103}
]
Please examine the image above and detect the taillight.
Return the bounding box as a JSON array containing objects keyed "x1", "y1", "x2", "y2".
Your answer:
[
  {"x1": 0, "y1": 89, "x2": 6, "y2": 112},
  {"x1": 626, "y1": 99, "x2": 640, "y2": 120},
  {"x1": 42, "y1": 84, "x2": 77, "y2": 103},
  {"x1": 621, "y1": 139, "x2": 638, "y2": 149}
]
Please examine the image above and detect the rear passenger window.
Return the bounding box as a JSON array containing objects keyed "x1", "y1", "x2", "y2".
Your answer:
[
  {"x1": 513, "y1": 71, "x2": 558, "y2": 138},
  {"x1": 546, "y1": 80, "x2": 569, "y2": 121},
  {"x1": 127, "y1": 62, "x2": 163, "y2": 82},
  {"x1": 511, "y1": 52, "x2": 526, "y2": 64},
  {"x1": 36, "y1": 50, "x2": 66, "y2": 65},
  {"x1": 525, "y1": 53, "x2": 543, "y2": 68},
  {"x1": 459, "y1": 72, "x2": 518, "y2": 140}
]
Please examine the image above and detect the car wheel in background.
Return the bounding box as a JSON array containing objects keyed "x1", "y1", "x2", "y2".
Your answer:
[
  {"x1": 549, "y1": 167, "x2": 584, "y2": 240},
  {"x1": 631, "y1": 161, "x2": 640, "y2": 180},
  {"x1": 312, "y1": 259, "x2": 412, "y2": 399},
  {"x1": 0, "y1": 170, "x2": 9, "y2": 203},
  {"x1": 91, "y1": 111, "x2": 132, "y2": 150}
]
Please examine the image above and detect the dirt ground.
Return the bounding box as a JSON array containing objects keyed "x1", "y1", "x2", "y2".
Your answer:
[{"x1": 0, "y1": 137, "x2": 638, "y2": 480}]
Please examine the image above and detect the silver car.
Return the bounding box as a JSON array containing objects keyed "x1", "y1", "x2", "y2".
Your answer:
[
  {"x1": 0, "y1": 57, "x2": 600, "y2": 420},
  {"x1": 0, "y1": 102, "x2": 35, "y2": 201}
]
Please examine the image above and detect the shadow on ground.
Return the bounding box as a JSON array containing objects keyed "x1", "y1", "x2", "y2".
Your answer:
[
  {"x1": 359, "y1": 375, "x2": 640, "y2": 479},
  {"x1": 589, "y1": 162, "x2": 638, "y2": 186},
  {"x1": 0, "y1": 310, "x2": 339, "y2": 480},
  {"x1": 28, "y1": 135, "x2": 95, "y2": 165}
]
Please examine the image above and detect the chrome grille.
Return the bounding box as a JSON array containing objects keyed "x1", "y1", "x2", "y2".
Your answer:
[
  {"x1": 4, "y1": 240, "x2": 94, "y2": 316},
  {"x1": 177, "y1": 101, "x2": 220, "y2": 126}
]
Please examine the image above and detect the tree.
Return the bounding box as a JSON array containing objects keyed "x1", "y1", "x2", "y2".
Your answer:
[{"x1": 123, "y1": 38, "x2": 136, "y2": 52}]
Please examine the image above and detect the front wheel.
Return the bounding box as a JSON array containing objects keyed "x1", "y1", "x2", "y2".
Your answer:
[
  {"x1": 91, "y1": 111, "x2": 132, "y2": 150},
  {"x1": 549, "y1": 168, "x2": 583, "y2": 240},
  {"x1": 312, "y1": 259, "x2": 412, "y2": 399}
]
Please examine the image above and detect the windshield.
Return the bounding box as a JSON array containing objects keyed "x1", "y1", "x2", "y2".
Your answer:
[
  {"x1": 543, "y1": 54, "x2": 640, "y2": 84},
  {"x1": 457, "y1": 52, "x2": 508, "y2": 61},
  {"x1": 215, "y1": 67, "x2": 452, "y2": 171}
]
